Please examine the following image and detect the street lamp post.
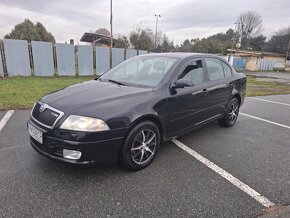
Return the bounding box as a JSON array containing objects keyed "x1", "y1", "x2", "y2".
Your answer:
[
  {"x1": 154, "y1": 14, "x2": 161, "y2": 50},
  {"x1": 110, "y1": 0, "x2": 113, "y2": 68}
]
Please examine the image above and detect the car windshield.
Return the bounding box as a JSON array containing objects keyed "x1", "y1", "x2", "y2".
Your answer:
[{"x1": 99, "y1": 56, "x2": 179, "y2": 87}]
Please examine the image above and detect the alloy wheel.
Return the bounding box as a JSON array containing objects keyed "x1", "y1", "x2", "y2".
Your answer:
[
  {"x1": 228, "y1": 101, "x2": 239, "y2": 124},
  {"x1": 131, "y1": 129, "x2": 157, "y2": 165}
]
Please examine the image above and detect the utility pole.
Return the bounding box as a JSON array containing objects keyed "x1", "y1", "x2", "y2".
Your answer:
[
  {"x1": 286, "y1": 38, "x2": 290, "y2": 62},
  {"x1": 110, "y1": 0, "x2": 113, "y2": 68},
  {"x1": 154, "y1": 14, "x2": 161, "y2": 50}
]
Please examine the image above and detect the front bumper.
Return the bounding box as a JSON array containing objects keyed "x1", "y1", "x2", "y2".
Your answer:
[{"x1": 28, "y1": 120, "x2": 126, "y2": 165}]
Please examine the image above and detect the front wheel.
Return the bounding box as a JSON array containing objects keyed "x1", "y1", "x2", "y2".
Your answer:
[
  {"x1": 120, "y1": 121, "x2": 160, "y2": 171},
  {"x1": 219, "y1": 98, "x2": 240, "y2": 127}
]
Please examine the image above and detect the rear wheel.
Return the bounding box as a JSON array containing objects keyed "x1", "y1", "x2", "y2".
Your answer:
[
  {"x1": 219, "y1": 98, "x2": 240, "y2": 127},
  {"x1": 120, "y1": 121, "x2": 160, "y2": 171}
]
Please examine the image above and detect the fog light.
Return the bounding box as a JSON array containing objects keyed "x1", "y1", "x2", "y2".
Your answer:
[{"x1": 63, "y1": 149, "x2": 82, "y2": 160}]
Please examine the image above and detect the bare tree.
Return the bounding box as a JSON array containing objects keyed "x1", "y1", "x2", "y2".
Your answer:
[{"x1": 236, "y1": 11, "x2": 263, "y2": 48}]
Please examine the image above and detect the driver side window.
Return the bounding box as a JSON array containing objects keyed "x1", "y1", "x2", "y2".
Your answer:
[{"x1": 179, "y1": 59, "x2": 204, "y2": 85}]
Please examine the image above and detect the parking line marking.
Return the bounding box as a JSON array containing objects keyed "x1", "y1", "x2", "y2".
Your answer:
[
  {"x1": 172, "y1": 138, "x2": 275, "y2": 208},
  {"x1": 0, "y1": 110, "x2": 14, "y2": 132},
  {"x1": 240, "y1": 113, "x2": 290, "y2": 129},
  {"x1": 248, "y1": 97, "x2": 290, "y2": 107}
]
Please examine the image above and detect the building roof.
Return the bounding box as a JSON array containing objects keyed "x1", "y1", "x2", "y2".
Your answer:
[
  {"x1": 80, "y1": 32, "x2": 117, "y2": 44},
  {"x1": 227, "y1": 49, "x2": 285, "y2": 57}
]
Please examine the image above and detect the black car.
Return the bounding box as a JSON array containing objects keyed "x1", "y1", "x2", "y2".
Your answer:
[{"x1": 28, "y1": 53, "x2": 246, "y2": 170}]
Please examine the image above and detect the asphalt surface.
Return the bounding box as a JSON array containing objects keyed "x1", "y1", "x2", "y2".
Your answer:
[
  {"x1": 0, "y1": 111, "x2": 5, "y2": 120},
  {"x1": 1, "y1": 95, "x2": 290, "y2": 217},
  {"x1": 253, "y1": 94, "x2": 290, "y2": 104}
]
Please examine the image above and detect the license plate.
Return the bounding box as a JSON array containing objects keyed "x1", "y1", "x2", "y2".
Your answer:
[{"x1": 28, "y1": 123, "x2": 43, "y2": 144}]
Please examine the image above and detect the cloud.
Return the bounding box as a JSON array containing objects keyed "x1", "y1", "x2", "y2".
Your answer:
[{"x1": 0, "y1": 0, "x2": 290, "y2": 44}]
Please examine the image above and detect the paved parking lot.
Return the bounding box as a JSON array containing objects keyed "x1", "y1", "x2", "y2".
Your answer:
[{"x1": 0, "y1": 95, "x2": 290, "y2": 217}]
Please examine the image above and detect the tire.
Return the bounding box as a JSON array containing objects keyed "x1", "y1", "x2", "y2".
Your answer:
[
  {"x1": 120, "y1": 121, "x2": 160, "y2": 171},
  {"x1": 219, "y1": 98, "x2": 240, "y2": 127}
]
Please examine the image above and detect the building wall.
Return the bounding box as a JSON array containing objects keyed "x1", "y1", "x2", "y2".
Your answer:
[
  {"x1": 245, "y1": 57, "x2": 258, "y2": 71},
  {"x1": 241, "y1": 56, "x2": 285, "y2": 71},
  {"x1": 262, "y1": 56, "x2": 285, "y2": 62}
]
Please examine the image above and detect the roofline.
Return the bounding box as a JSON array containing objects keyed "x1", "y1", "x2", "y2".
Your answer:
[
  {"x1": 227, "y1": 49, "x2": 285, "y2": 57},
  {"x1": 80, "y1": 32, "x2": 117, "y2": 43}
]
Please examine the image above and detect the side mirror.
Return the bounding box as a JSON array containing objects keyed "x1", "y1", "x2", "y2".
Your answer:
[{"x1": 172, "y1": 79, "x2": 194, "y2": 89}]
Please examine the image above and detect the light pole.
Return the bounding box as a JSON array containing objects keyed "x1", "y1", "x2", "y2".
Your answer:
[
  {"x1": 110, "y1": 0, "x2": 113, "y2": 68},
  {"x1": 286, "y1": 38, "x2": 290, "y2": 62},
  {"x1": 154, "y1": 14, "x2": 161, "y2": 50}
]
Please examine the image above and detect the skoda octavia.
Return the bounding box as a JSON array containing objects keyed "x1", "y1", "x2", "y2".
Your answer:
[{"x1": 28, "y1": 53, "x2": 246, "y2": 170}]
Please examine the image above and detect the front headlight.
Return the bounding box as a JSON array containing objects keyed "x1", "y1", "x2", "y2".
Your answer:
[{"x1": 60, "y1": 115, "x2": 110, "y2": 132}]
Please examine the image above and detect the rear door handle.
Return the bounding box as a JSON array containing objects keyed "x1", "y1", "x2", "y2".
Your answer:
[{"x1": 202, "y1": 89, "x2": 209, "y2": 95}]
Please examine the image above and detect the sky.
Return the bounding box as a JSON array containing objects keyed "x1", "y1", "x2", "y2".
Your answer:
[{"x1": 0, "y1": 0, "x2": 289, "y2": 45}]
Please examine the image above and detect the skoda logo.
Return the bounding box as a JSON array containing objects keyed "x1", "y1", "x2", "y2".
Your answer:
[{"x1": 39, "y1": 104, "x2": 47, "y2": 113}]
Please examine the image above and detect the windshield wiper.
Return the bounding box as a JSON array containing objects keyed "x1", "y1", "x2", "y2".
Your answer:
[{"x1": 108, "y1": 79, "x2": 126, "y2": 86}]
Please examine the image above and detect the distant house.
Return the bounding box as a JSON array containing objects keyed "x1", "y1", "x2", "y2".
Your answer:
[
  {"x1": 227, "y1": 49, "x2": 286, "y2": 71},
  {"x1": 80, "y1": 32, "x2": 116, "y2": 47}
]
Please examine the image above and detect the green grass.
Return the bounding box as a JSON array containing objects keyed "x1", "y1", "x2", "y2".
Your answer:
[
  {"x1": 246, "y1": 75, "x2": 290, "y2": 96},
  {"x1": 0, "y1": 76, "x2": 95, "y2": 110},
  {"x1": 1, "y1": 75, "x2": 290, "y2": 110}
]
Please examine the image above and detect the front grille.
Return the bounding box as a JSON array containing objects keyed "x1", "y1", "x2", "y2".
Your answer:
[{"x1": 31, "y1": 102, "x2": 64, "y2": 128}]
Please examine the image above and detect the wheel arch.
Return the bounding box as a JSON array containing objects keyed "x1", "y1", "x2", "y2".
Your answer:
[
  {"x1": 129, "y1": 114, "x2": 164, "y2": 143},
  {"x1": 232, "y1": 93, "x2": 241, "y2": 107}
]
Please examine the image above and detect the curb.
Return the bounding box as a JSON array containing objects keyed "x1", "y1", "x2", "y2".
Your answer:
[{"x1": 260, "y1": 205, "x2": 290, "y2": 218}]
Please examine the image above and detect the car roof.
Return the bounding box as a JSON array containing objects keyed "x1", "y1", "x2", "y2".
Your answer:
[{"x1": 139, "y1": 52, "x2": 225, "y2": 60}]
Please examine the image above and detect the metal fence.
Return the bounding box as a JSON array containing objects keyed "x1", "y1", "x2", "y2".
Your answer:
[
  {"x1": 257, "y1": 59, "x2": 290, "y2": 71},
  {"x1": 0, "y1": 38, "x2": 148, "y2": 77},
  {"x1": 77, "y1": 45, "x2": 93, "y2": 75},
  {"x1": 233, "y1": 58, "x2": 247, "y2": 70},
  {"x1": 96, "y1": 47, "x2": 110, "y2": 75},
  {"x1": 112, "y1": 48, "x2": 125, "y2": 67},
  {"x1": 3, "y1": 39, "x2": 31, "y2": 76},
  {"x1": 31, "y1": 41, "x2": 54, "y2": 76},
  {"x1": 0, "y1": 49, "x2": 3, "y2": 77}
]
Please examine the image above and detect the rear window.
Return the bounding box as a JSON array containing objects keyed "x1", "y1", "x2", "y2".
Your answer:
[
  {"x1": 205, "y1": 58, "x2": 224, "y2": 81},
  {"x1": 205, "y1": 58, "x2": 232, "y2": 80},
  {"x1": 222, "y1": 62, "x2": 232, "y2": 77}
]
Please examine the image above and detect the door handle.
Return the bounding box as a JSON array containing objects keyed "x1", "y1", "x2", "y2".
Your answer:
[{"x1": 202, "y1": 89, "x2": 209, "y2": 95}]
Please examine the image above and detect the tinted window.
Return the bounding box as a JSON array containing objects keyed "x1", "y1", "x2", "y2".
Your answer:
[
  {"x1": 222, "y1": 62, "x2": 232, "y2": 77},
  {"x1": 179, "y1": 59, "x2": 204, "y2": 85},
  {"x1": 205, "y1": 58, "x2": 224, "y2": 81}
]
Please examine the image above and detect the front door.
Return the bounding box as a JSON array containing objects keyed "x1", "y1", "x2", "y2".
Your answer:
[{"x1": 166, "y1": 58, "x2": 212, "y2": 137}]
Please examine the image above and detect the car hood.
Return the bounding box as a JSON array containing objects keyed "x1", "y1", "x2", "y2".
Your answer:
[{"x1": 41, "y1": 80, "x2": 152, "y2": 118}]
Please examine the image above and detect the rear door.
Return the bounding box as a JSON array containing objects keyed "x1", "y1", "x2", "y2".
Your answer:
[{"x1": 203, "y1": 57, "x2": 234, "y2": 116}]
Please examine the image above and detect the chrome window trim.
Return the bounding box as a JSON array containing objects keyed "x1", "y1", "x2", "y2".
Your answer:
[{"x1": 31, "y1": 102, "x2": 65, "y2": 129}]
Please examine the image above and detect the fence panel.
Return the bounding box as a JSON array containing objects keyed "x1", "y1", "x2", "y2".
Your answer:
[
  {"x1": 126, "y1": 49, "x2": 137, "y2": 59},
  {"x1": 77, "y1": 45, "x2": 93, "y2": 75},
  {"x1": 3, "y1": 39, "x2": 31, "y2": 76},
  {"x1": 56, "y1": 43, "x2": 75, "y2": 76},
  {"x1": 112, "y1": 48, "x2": 124, "y2": 67},
  {"x1": 258, "y1": 59, "x2": 284, "y2": 71},
  {"x1": 139, "y1": 50, "x2": 148, "y2": 55},
  {"x1": 233, "y1": 57, "x2": 246, "y2": 70},
  {"x1": 31, "y1": 41, "x2": 54, "y2": 76},
  {"x1": 96, "y1": 47, "x2": 110, "y2": 75},
  {"x1": 0, "y1": 50, "x2": 3, "y2": 77}
]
